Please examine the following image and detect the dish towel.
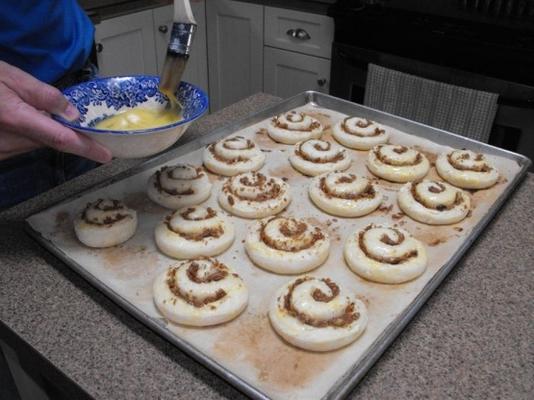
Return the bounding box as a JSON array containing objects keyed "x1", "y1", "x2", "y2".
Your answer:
[{"x1": 364, "y1": 64, "x2": 499, "y2": 143}]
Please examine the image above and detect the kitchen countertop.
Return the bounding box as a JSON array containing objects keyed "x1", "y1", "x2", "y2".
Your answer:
[{"x1": 1, "y1": 93, "x2": 532, "y2": 400}]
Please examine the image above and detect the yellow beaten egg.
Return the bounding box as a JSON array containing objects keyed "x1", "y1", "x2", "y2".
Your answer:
[{"x1": 94, "y1": 107, "x2": 182, "y2": 131}]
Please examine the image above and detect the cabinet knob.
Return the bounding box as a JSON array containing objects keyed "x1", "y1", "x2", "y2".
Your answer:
[
  {"x1": 317, "y1": 78, "x2": 327, "y2": 87},
  {"x1": 96, "y1": 43, "x2": 104, "y2": 53},
  {"x1": 158, "y1": 25, "x2": 168, "y2": 33},
  {"x1": 286, "y1": 28, "x2": 311, "y2": 40}
]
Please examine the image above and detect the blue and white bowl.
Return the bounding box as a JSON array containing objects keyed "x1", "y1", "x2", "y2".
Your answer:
[{"x1": 55, "y1": 75, "x2": 209, "y2": 158}]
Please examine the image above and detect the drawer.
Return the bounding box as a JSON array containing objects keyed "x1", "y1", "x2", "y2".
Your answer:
[
  {"x1": 264, "y1": 46, "x2": 331, "y2": 98},
  {"x1": 264, "y1": 7, "x2": 334, "y2": 59}
]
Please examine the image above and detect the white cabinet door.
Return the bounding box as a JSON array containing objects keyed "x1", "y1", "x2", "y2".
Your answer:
[
  {"x1": 153, "y1": 0, "x2": 209, "y2": 94},
  {"x1": 264, "y1": 46, "x2": 331, "y2": 99},
  {"x1": 94, "y1": 10, "x2": 157, "y2": 76},
  {"x1": 206, "y1": 0, "x2": 263, "y2": 111}
]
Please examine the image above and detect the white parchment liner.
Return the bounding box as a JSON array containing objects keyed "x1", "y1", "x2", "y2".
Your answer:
[{"x1": 27, "y1": 105, "x2": 521, "y2": 400}]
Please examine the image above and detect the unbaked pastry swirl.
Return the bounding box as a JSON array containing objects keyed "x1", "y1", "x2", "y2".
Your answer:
[
  {"x1": 344, "y1": 224, "x2": 427, "y2": 284},
  {"x1": 74, "y1": 198, "x2": 137, "y2": 248},
  {"x1": 153, "y1": 258, "x2": 248, "y2": 326},
  {"x1": 218, "y1": 172, "x2": 291, "y2": 219},
  {"x1": 245, "y1": 217, "x2": 330, "y2": 274},
  {"x1": 147, "y1": 164, "x2": 212, "y2": 209},
  {"x1": 309, "y1": 172, "x2": 383, "y2": 217},
  {"x1": 289, "y1": 139, "x2": 352, "y2": 176},
  {"x1": 203, "y1": 136, "x2": 266, "y2": 176},
  {"x1": 398, "y1": 179, "x2": 471, "y2": 225},
  {"x1": 332, "y1": 117, "x2": 389, "y2": 150},
  {"x1": 269, "y1": 276, "x2": 367, "y2": 351},
  {"x1": 155, "y1": 206, "x2": 235, "y2": 259},
  {"x1": 367, "y1": 144, "x2": 430, "y2": 183},
  {"x1": 436, "y1": 149, "x2": 499, "y2": 189},
  {"x1": 268, "y1": 111, "x2": 323, "y2": 144}
]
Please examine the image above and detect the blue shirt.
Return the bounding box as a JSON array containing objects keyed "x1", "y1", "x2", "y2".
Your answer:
[{"x1": 0, "y1": 0, "x2": 94, "y2": 84}]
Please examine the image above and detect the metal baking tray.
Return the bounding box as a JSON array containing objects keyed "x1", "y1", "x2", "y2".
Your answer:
[{"x1": 25, "y1": 91, "x2": 531, "y2": 399}]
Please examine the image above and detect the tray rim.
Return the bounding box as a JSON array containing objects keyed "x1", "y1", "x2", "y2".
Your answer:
[{"x1": 25, "y1": 91, "x2": 531, "y2": 400}]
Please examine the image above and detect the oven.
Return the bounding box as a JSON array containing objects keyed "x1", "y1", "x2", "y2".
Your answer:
[{"x1": 328, "y1": 0, "x2": 534, "y2": 168}]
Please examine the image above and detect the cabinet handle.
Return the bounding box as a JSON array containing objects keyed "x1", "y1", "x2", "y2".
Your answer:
[
  {"x1": 317, "y1": 78, "x2": 327, "y2": 87},
  {"x1": 158, "y1": 25, "x2": 168, "y2": 33},
  {"x1": 286, "y1": 28, "x2": 311, "y2": 40},
  {"x1": 96, "y1": 43, "x2": 104, "y2": 53}
]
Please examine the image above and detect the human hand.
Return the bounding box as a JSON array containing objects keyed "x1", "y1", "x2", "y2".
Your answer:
[{"x1": 0, "y1": 61, "x2": 112, "y2": 163}]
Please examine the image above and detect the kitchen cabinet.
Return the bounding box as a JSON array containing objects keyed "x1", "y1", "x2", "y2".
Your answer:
[
  {"x1": 153, "y1": 1, "x2": 209, "y2": 94},
  {"x1": 94, "y1": 10, "x2": 158, "y2": 76},
  {"x1": 206, "y1": 0, "x2": 263, "y2": 111},
  {"x1": 263, "y1": 6, "x2": 333, "y2": 99},
  {"x1": 264, "y1": 47, "x2": 330, "y2": 98}
]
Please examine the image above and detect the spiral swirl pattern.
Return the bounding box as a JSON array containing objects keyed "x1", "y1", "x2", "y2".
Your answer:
[
  {"x1": 153, "y1": 258, "x2": 248, "y2": 326},
  {"x1": 344, "y1": 224, "x2": 427, "y2": 284},
  {"x1": 367, "y1": 144, "x2": 430, "y2": 183},
  {"x1": 245, "y1": 217, "x2": 330, "y2": 274},
  {"x1": 332, "y1": 117, "x2": 389, "y2": 150},
  {"x1": 268, "y1": 111, "x2": 323, "y2": 144},
  {"x1": 436, "y1": 149, "x2": 499, "y2": 189},
  {"x1": 269, "y1": 276, "x2": 367, "y2": 351},
  {"x1": 218, "y1": 172, "x2": 291, "y2": 218},
  {"x1": 398, "y1": 179, "x2": 471, "y2": 225},
  {"x1": 155, "y1": 206, "x2": 235, "y2": 259},
  {"x1": 203, "y1": 136, "x2": 265, "y2": 176},
  {"x1": 74, "y1": 199, "x2": 137, "y2": 248},
  {"x1": 289, "y1": 139, "x2": 351, "y2": 176},
  {"x1": 147, "y1": 164, "x2": 212, "y2": 209},
  {"x1": 309, "y1": 172, "x2": 383, "y2": 217}
]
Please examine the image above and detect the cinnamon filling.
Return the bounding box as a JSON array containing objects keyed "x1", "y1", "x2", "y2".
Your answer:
[
  {"x1": 410, "y1": 183, "x2": 463, "y2": 211},
  {"x1": 342, "y1": 117, "x2": 384, "y2": 137},
  {"x1": 166, "y1": 264, "x2": 227, "y2": 308},
  {"x1": 296, "y1": 141, "x2": 345, "y2": 164},
  {"x1": 447, "y1": 153, "x2": 491, "y2": 172},
  {"x1": 208, "y1": 143, "x2": 249, "y2": 164},
  {"x1": 154, "y1": 166, "x2": 201, "y2": 196},
  {"x1": 260, "y1": 218, "x2": 324, "y2": 252},
  {"x1": 374, "y1": 146, "x2": 422, "y2": 166},
  {"x1": 222, "y1": 173, "x2": 282, "y2": 202},
  {"x1": 272, "y1": 114, "x2": 320, "y2": 132},
  {"x1": 180, "y1": 207, "x2": 217, "y2": 221},
  {"x1": 320, "y1": 176, "x2": 376, "y2": 200},
  {"x1": 165, "y1": 210, "x2": 224, "y2": 241},
  {"x1": 283, "y1": 277, "x2": 359, "y2": 328},
  {"x1": 82, "y1": 199, "x2": 129, "y2": 225},
  {"x1": 186, "y1": 260, "x2": 228, "y2": 283},
  {"x1": 358, "y1": 225, "x2": 417, "y2": 264}
]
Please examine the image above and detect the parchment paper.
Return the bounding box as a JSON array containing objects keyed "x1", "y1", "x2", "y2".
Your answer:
[{"x1": 27, "y1": 105, "x2": 522, "y2": 400}]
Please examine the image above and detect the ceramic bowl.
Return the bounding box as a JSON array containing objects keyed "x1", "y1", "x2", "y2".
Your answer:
[{"x1": 55, "y1": 75, "x2": 208, "y2": 158}]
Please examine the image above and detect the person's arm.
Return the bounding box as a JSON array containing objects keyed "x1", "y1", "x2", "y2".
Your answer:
[{"x1": 0, "y1": 61, "x2": 111, "y2": 163}]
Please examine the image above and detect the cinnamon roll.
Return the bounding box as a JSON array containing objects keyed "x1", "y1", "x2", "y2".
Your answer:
[
  {"x1": 147, "y1": 164, "x2": 212, "y2": 209},
  {"x1": 203, "y1": 136, "x2": 266, "y2": 176},
  {"x1": 74, "y1": 199, "x2": 137, "y2": 248},
  {"x1": 153, "y1": 258, "x2": 248, "y2": 326},
  {"x1": 268, "y1": 111, "x2": 323, "y2": 144},
  {"x1": 332, "y1": 117, "x2": 389, "y2": 150},
  {"x1": 289, "y1": 139, "x2": 352, "y2": 176},
  {"x1": 218, "y1": 172, "x2": 291, "y2": 219},
  {"x1": 309, "y1": 172, "x2": 383, "y2": 217},
  {"x1": 398, "y1": 179, "x2": 471, "y2": 225},
  {"x1": 245, "y1": 217, "x2": 330, "y2": 274},
  {"x1": 269, "y1": 276, "x2": 367, "y2": 351},
  {"x1": 367, "y1": 144, "x2": 430, "y2": 183},
  {"x1": 344, "y1": 225, "x2": 427, "y2": 284},
  {"x1": 155, "y1": 206, "x2": 235, "y2": 259},
  {"x1": 436, "y1": 149, "x2": 499, "y2": 189}
]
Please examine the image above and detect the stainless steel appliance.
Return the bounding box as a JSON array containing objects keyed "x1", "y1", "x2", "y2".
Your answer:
[{"x1": 328, "y1": 0, "x2": 534, "y2": 168}]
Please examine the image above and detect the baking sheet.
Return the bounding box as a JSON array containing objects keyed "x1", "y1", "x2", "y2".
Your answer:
[{"x1": 26, "y1": 92, "x2": 531, "y2": 400}]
